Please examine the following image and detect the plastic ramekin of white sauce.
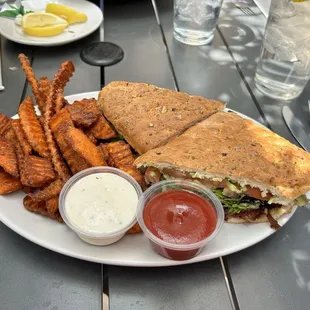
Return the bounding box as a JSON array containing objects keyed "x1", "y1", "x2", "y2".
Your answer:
[{"x1": 59, "y1": 167, "x2": 143, "y2": 246}]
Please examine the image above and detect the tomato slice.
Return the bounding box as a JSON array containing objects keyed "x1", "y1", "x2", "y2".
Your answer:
[
  {"x1": 145, "y1": 167, "x2": 161, "y2": 184},
  {"x1": 246, "y1": 186, "x2": 272, "y2": 200}
]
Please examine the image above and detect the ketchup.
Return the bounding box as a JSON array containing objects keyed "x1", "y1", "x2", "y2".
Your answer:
[{"x1": 143, "y1": 189, "x2": 217, "y2": 260}]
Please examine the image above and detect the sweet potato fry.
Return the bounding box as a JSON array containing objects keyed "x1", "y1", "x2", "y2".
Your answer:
[
  {"x1": 50, "y1": 110, "x2": 91, "y2": 174},
  {"x1": 67, "y1": 127, "x2": 106, "y2": 167},
  {"x1": 11, "y1": 119, "x2": 32, "y2": 155},
  {"x1": 88, "y1": 114, "x2": 117, "y2": 140},
  {"x1": 38, "y1": 115, "x2": 45, "y2": 128},
  {"x1": 97, "y1": 143, "x2": 113, "y2": 166},
  {"x1": 45, "y1": 60, "x2": 74, "y2": 120},
  {"x1": 106, "y1": 141, "x2": 136, "y2": 166},
  {"x1": 0, "y1": 113, "x2": 11, "y2": 136},
  {"x1": 118, "y1": 164, "x2": 147, "y2": 190},
  {"x1": 18, "y1": 54, "x2": 42, "y2": 109},
  {"x1": 22, "y1": 155, "x2": 56, "y2": 187},
  {"x1": 38, "y1": 76, "x2": 51, "y2": 114},
  {"x1": 22, "y1": 186, "x2": 35, "y2": 194},
  {"x1": 63, "y1": 147, "x2": 91, "y2": 174},
  {"x1": 106, "y1": 141, "x2": 146, "y2": 189},
  {"x1": 0, "y1": 169, "x2": 22, "y2": 194},
  {"x1": 67, "y1": 98, "x2": 100, "y2": 127},
  {"x1": 30, "y1": 178, "x2": 64, "y2": 202},
  {"x1": 19, "y1": 97, "x2": 49, "y2": 158},
  {"x1": 15, "y1": 139, "x2": 26, "y2": 183},
  {"x1": 46, "y1": 196, "x2": 59, "y2": 215},
  {"x1": 55, "y1": 91, "x2": 65, "y2": 114},
  {"x1": 126, "y1": 222, "x2": 142, "y2": 234},
  {"x1": 43, "y1": 62, "x2": 75, "y2": 181},
  {"x1": 0, "y1": 137, "x2": 19, "y2": 178},
  {"x1": 83, "y1": 129, "x2": 97, "y2": 145},
  {"x1": 23, "y1": 195, "x2": 63, "y2": 222},
  {"x1": 49, "y1": 108, "x2": 74, "y2": 138},
  {"x1": 45, "y1": 123, "x2": 71, "y2": 182}
]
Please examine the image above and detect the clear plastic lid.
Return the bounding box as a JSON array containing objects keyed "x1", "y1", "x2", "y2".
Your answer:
[{"x1": 137, "y1": 179, "x2": 224, "y2": 251}]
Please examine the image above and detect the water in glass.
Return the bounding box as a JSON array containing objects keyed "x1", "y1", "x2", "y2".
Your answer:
[
  {"x1": 173, "y1": 0, "x2": 224, "y2": 45},
  {"x1": 255, "y1": 0, "x2": 310, "y2": 100}
]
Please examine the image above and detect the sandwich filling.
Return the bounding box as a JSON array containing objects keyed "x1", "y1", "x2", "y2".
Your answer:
[{"x1": 143, "y1": 167, "x2": 308, "y2": 229}]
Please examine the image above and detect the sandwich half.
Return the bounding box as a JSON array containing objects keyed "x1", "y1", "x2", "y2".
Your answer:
[
  {"x1": 135, "y1": 111, "x2": 310, "y2": 227},
  {"x1": 97, "y1": 81, "x2": 225, "y2": 154}
]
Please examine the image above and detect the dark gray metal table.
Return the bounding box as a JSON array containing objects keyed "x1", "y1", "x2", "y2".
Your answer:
[{"x1": 0, "y1": 0, "x2": 309, "y2": 309}]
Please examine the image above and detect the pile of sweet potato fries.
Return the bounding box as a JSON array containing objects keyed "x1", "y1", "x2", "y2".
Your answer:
[{"x1": 0, "y1": 54, "x2": 145, "y2": 234}]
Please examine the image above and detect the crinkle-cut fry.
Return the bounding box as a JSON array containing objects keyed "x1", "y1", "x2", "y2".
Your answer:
[
  {"x1": 0, "y1": 137, "x2": 19, "y2": 178},
  {"x1": 46, "y1": 196, "x2": 59, "y2": 215},
  {"x1": 55, "y1": 91, "x2": 65, "y2": 114},
  {"x1": 118, "y1": 164, "x2": 147, "y2": 190},
  {"x1": 38, "y1": 76, "x2": 50, "y2": 114},
  {"x1": 43, "y1": 61, "x2": 74, "y2": 181},
  {"x1": 49, "y1": 107, "x2": 74, "y2": 136},
  {"x1": 0, "y1": 113, "x2": 11, "y2": 136},
  {"x1": 45, "y1": 60, "x2": 74, "y2": 121},
  {"x1": 18, "y1": 54, "x2": 42, "y2": 109},
  {"x1": 22, "y1": 155, "x2": 56, "y2": 187},
  {"x1": 50, "y1": 109, "x2": 90, "y2": 174},
  {"x1": 63, "y1": 146, "x2": 91, "y2": 174},
  {"x1": 126, "y1": 222, "x2": 142, "y2": 234},
  {"x1": 107, "y1": 141, "x2": 136, "y2": 166},
  {"x1": 0, "y1": 169, "x2": 22, "y2": 194},
  {"x1": 38, "y1": 115, "x2": 45, "y2": 129},
  {"x1": 67, "y1": 127, "x2": 106, "y2": 167},
  {"x1": 23, "y1": 195, "x2": 63, "y2": 222},
  {"x1": 62, "y1": 98, "x2": 69, "y2": 108},
  {"x1": 88, "y1": 114, "x2": 117, "y2": 140},
  {"x1": 67, "y1": 98, "x2": 100, "y2": 127},
  {"x1": 15, "y1": 138, "x2": 26, "y2": 184},
  {"x1": 19, "y1": 97, "x2": 49, "y2": 158},
  {"x1": 30, "y1": 178, "x2": 64, "y2": 202},
  {"x1": 83, "y1": 128, "x2": 97, "y2": 145},
  {"x1": 97, "y1": 143, "x2": 113, "y2": 166},
  {"x1": 105, "y1": 141, "x2": 146, "y2": 189},
  {"x1": 22, "y1": 186, "x2": 35, "y2": 194},
  {"x1": 4, "y1": 125, "x2": 16, "y2": 142},
  {"x1": 45, "y1": 123, "x2": 71, "y2": 182},
  {"x1": 11, "y1": 119, "x2": 32, "y2": 155}
]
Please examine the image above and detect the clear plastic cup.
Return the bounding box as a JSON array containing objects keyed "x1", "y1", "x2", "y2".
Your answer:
[
  {"x1": 59, "y1": 167, "x2": 142, "y2": 246},
  {"x1": 137, "y1": 179, "x2": 224, "y2": 260}
]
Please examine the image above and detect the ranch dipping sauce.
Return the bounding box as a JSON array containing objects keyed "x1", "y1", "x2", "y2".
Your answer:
[
  {"x1": 59, "y1": 167, "x2": 142, "y2": 246},
  {"x1": 66, "y1": 173, "x2": 138, "y2": 233}
]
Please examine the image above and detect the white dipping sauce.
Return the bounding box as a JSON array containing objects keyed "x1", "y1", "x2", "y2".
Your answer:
[{"x1": 65, "y1": 173, "x2": 138, "y2": 234}]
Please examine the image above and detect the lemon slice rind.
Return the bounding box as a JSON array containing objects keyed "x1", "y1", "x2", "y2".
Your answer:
[{"x1": 45, "y1": 3, "x2": 87, "y2": 25}]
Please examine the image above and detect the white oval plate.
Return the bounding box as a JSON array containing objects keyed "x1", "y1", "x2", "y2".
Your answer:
[
  {"x1": 0, "y1": 0, "x2": 102, "y2": 46},
  {"x1": 0, "y1": 91, "x2": 298, "y2": 267}
]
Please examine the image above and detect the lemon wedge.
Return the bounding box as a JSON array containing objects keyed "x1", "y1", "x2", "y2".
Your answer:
[
  {"x1": 23, "y1": 24, "x2": 68, "y2": 37},
  {"x1": 22, "y1": 13, "x2": 68, "y2": 37},
  {"x1": 46, "y1": 3, "x2": 88, "y2": 25}
]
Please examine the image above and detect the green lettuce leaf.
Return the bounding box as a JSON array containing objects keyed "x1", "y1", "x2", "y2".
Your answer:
[{"x1": 213, "y1": 189, "x2": 261, "y2": 214}]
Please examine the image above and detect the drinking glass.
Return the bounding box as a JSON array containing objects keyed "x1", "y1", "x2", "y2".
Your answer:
[
  {"x1": 173, "y1": 0, "x2": 224, "y2": 46},
  {"x1": 254, "y1": 0, "x2": 310, "y2": 100}
]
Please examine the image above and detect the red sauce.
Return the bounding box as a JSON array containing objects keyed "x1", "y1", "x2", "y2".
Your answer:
[{"x1": 143, "y1": 189, "x2": 217, "y2": 260}]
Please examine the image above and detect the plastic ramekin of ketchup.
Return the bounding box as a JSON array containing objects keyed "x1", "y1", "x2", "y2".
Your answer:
[{"x1": 137, "y1": 179, "x2": 224, "y2": 261}]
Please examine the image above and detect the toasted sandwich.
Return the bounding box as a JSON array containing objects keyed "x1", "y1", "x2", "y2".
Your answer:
[
  {"x1": 134, "y1": 112, "x2": 310, "y2": 227},
  {"x1": 97, "y1": 81, "x2": 225, "y2": 154}
]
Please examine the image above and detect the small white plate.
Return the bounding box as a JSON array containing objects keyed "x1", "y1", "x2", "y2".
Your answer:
[
  {"x1": 0, "y1": 0, "x2": 103, "y2": 46},
  {"x1": 0, "y1": 91, "x2": 298, "y2": 267}
]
